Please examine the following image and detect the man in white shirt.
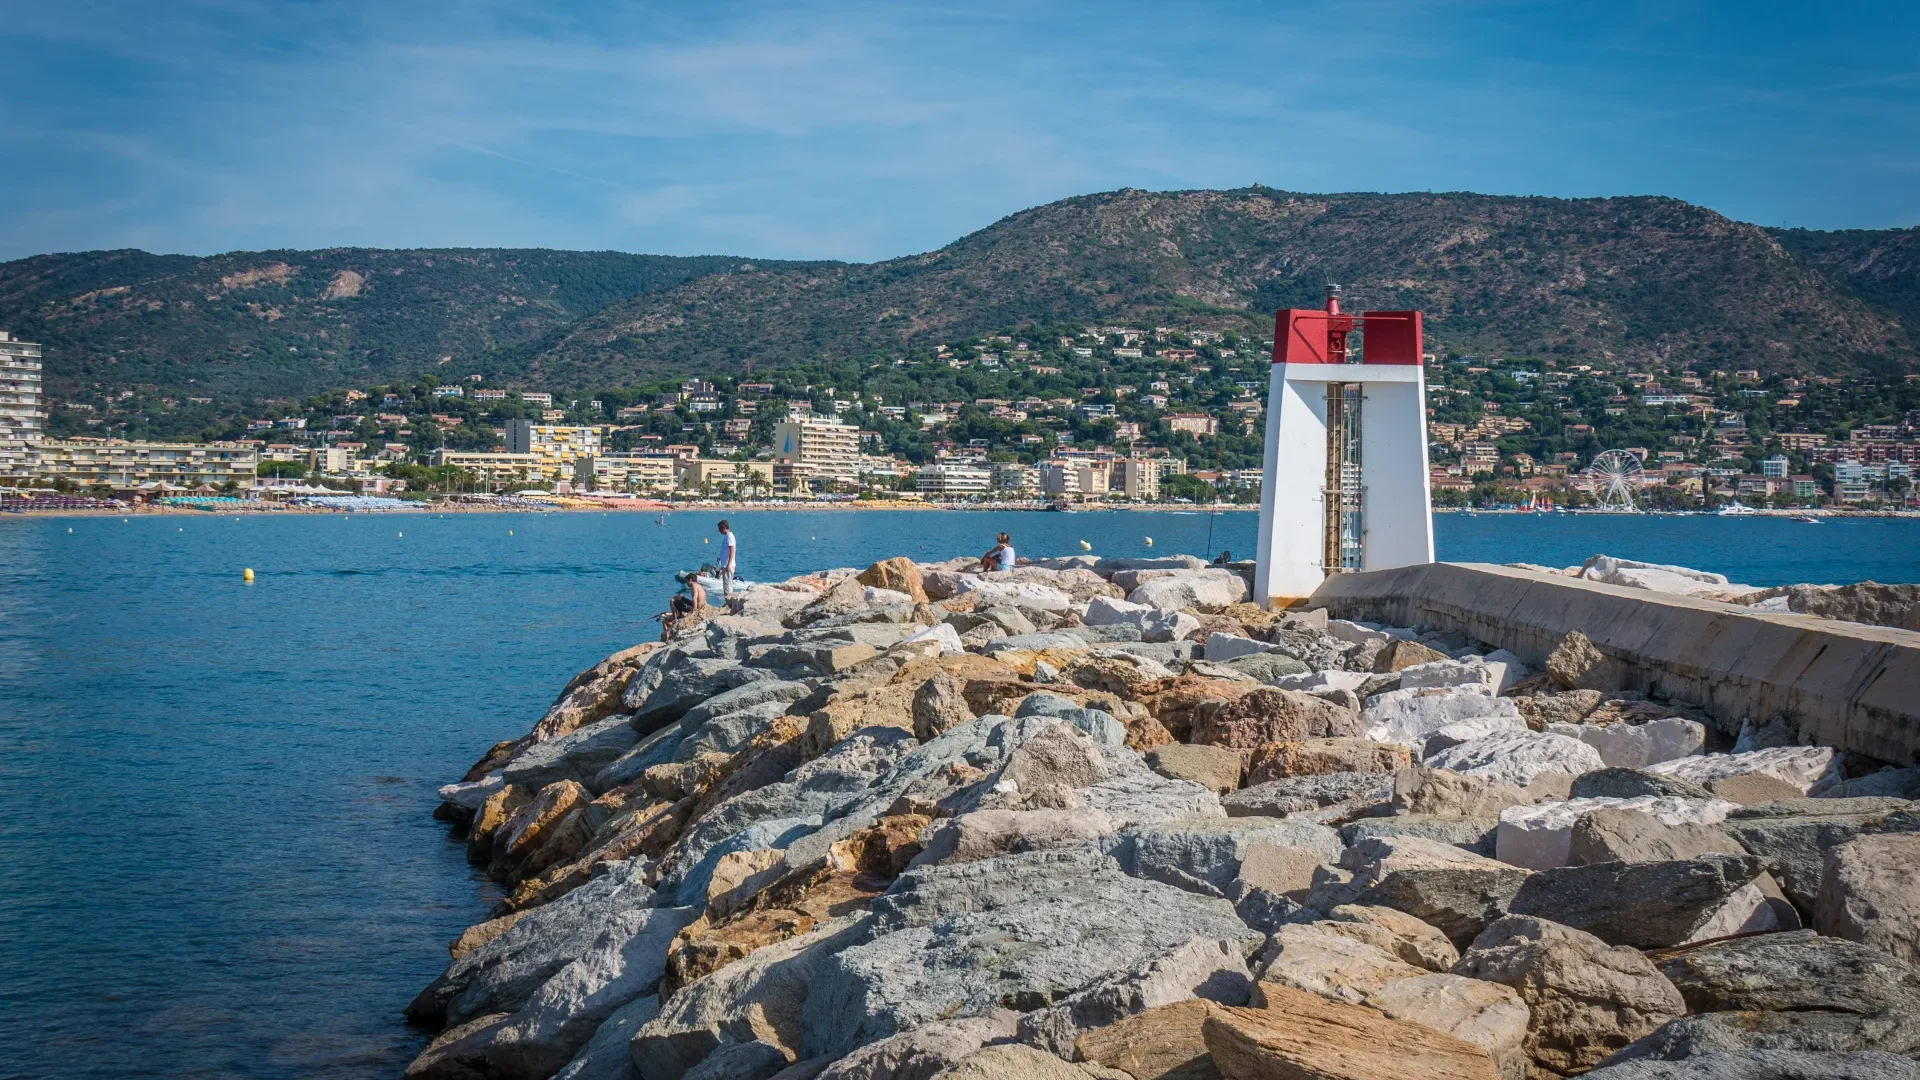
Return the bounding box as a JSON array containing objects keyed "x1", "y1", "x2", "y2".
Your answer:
[{"x1": 716, "y1": 519, "x2": 737, "y2": 599}]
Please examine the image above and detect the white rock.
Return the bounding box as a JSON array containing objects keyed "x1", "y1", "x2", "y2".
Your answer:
[
  {"x1": 1686, "y1": 880, "x2": 1782, "y2": 942},
  {"x1": 1423, "y1": 730, "x2": 1605, "y2": 791},
  {"x1": 1125, "y1": 569, "x2": 1247, "y2": 612},
  {"x1": 1271, "y1": 670, "x2": 1373, "y2": 694},
  {"x1": 1495, "y1": 796, "x2": 1738, "y2": 870},
  {"x1": 952, "y1": 578, "x2": 1072, "y2": 612},
  {"x1": 1481, "y1": 649, "x2": 1528, "y2": 694},
  {"x1": 1085, "y1": 595, "x2": 1153, "y2": 626},
  {"x1": 1545, "y1": 718, "x2": 1706, "y2": 769},
  {"x1": 439, "y1": 772, "x2": 505, "y2": 811},
  {"x1": 1646, "y1": 745, "x2": 1838, "y2": 795},
  {"x1": 1363, "y1": 686, "x2": 1521, "y2": 746},
  {"x1": 902, "y1": 623, "x2": 965, "y2": 656},
  {"x1": 1401, "y1": 658, "x2": 1500, "y2": 692},
  {"x1": 1327, "y1": 619, "x2": 1389, "y2": 646},
  {"x1": 1205, "y1": 633, "x2": 1275, "y2": 663},
  {"x1": 1422, "y1": 715, "x2": 1529, "y2": 757},
  {"x1": 1087, "y1": 595, "x2": 1199, "y2": 643},
  {"x1": 1576, "y1": 555, "x2": 1753, "y2": 597}
]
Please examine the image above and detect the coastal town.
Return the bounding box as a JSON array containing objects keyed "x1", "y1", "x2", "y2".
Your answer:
[{"x1": 3, "y1": 324, "x2": 1918, "y2": 513}]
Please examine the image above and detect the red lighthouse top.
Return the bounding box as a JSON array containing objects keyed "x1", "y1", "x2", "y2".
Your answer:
[{"x1": 1272, "y1": 287, "x2": 1422, "y2": 366}]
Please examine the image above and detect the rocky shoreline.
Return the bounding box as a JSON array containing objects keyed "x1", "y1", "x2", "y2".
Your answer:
[{"x1": 416, "y1": 553, "x2": 1920, "y2": 1080}]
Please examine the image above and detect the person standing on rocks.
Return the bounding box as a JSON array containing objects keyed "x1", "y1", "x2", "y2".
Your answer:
[
  {"x1": 716, "y1": 519, "x2": 737, "y2": 599},
  {"x1": 979, "y1": 532, "x2": 1015, "y2": 572}
]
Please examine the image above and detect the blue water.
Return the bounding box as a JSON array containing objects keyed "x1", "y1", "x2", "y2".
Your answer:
[{"x1": 2, "y1": 509, "x2": 1916, "y2": 1079}]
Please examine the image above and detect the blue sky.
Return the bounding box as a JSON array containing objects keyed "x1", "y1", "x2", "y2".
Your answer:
[{"x1": 2, "y1": 0, "x2": 1916, "y2": 262}]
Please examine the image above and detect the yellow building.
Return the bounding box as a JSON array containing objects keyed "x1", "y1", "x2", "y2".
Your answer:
[
  {"x1": 430, "y1": 450, "x2": 552, "y2": 486},
  {"x1": 676, "y1": 458, "x2": 774, "y2": 492},
  {"x1": 34, "y1": 438, "x2": 258, "y2": 489}
]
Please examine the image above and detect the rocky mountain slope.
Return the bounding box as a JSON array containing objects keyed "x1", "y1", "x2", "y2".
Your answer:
[
  {"x1": 414, "y1": 552, "x2": 1920, "y2": 1080},
  {"x1": 4, "y1": 190, "x2": 1916, "y2": 400}
]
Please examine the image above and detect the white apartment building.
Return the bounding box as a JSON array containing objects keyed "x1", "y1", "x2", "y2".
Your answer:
[
  {"x1": 1038, "y1": 460, "x2": 1111, "y2": 498},
  {"x1": 991, "y1": 461, "x2": 1038, "y2": 494},
  {"x1": 0, "y1": 332, "x2": 43, "y2": 480},
  {"x1": 34, "y1": 438, "x2": 258, "y2": 490},
  {"x1": 431, "y1": 450, "x2": 551, "y2": 486},
  {"x1": 913, "y1": 463, "x2": 992, "y2": 496},
  {"x1": 506, "y1": 420, "x2": 604, "y2": 471},
  {"x1": 773, "y1": 416, "x2": 861, "y2": 491},
  {"x1": 590, "y1": 452, "x2": 678, "y2": 492}
]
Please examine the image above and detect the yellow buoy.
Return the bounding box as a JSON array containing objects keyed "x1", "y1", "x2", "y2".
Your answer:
[
  {"x1": 243, "y1": 568, "x2": 254, "y2": 583},
  {"x1": 509, "y1": 529, "x2": 514, "y2": 536},
  {"x1": 1144, "y1": 536, "x2": 1154, "y2": 546},
  {"x1": 1079, "y1": 540, "x2": 1092, "y2": 551},
  {"x1": 704, "y1": 537, "x2": 709, "y2": 543}
]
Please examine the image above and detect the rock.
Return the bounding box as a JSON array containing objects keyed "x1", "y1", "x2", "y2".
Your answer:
[
  {"x1": 1654, "y1": 929, "x2": 1920, "y2": 1021},
  {"x1": 1255, "y1": 922, "x2": 1429, "y2": 1004},
  {"x1": 1453, "y1": 915, "x2": 1686, "y2": 1077},
  {"x1": 911, "y1": 808, "x2": 1115, "y2": 867},
  {"x1": 1206, "y1": 632, "x2": 1277, "y2": 663},
  {"x1": 1583, "y1": 1049, "x2": 1920, "y2": 1079},
  {"x1": 1576, "y1": 555, "x2": 1750, "y2": 597},
  {"x1": 503, "y1": 717, "x2": 642, "y2": 793},
  {"x1": 1363, "y1": 686, "x2": 1523, "y2": 746},
  {"x1": 1367, "y1": 974, "x2": 1531, "y2": 1080},
  {"x1": 799, "y1": 869, "x2": 1259, "y2": 1060},
  {"x1": 1707, "y1": 773, "x2": 1811, "y2": 805},
  {"x1": 1374, "y1": 639, "x2": 1451, "y2": 673},
  {"x1": 1340, "y1": 836, "x2": 1534, "y2": 948},
  {"x1": 1105, "y1": 817, "x2": 1341, "y2": 897},
  {"x1": 1608, "y1": 1013, "x2": 1920, "y2": 1068},
  {"x1": 1422, "y1": 716, "x2": 1531, "y2": 757},
  {"x1": 924, "y1": 1043, "x2": 1119, "y2": 1079},
  {"x1": 1190, "y1": 689, "x2": 1363, "y2": 759},
  {"x1": 1235, "y1": 842, "x2": 1328, "y2": 896},
  {"x1": 1244, "y1": 738, "x2": 1410, "y2": 784},
  {"x1": 1506, "y1": 855, "x2": 1768, "y2": 948},
  {"x1": 1822, "y1": 767, "x2": 1920, "y2": 801},
  {"x1": 1203, "y1": 985, "x2": 1501, "y2": 1080},
  {"x1": 1392, "y1": 768, "x2": 1531, "y2": 818},
  {"x1": 1087, "y1": 596, "x2": 1201, "y2": 643},
  {"x1": 631, "y1": 915, "x2": 872, "y2": 1078},
  {"x1": 1816, "y1": 834, "x2": 1920, "y2": 965},
  {"x1": 1073, "y1": 998, "x2": 1221, "y2": 1080},
  {"x1": 953, "y1": 578, "x2": 1073, "y2": 613},
  {"x1": 1513, "y1": 689, "x2": 1605, "y2": 730},
  {"x1": 1148, "y1": 743, "x2": 1245, "y2": 795},
  {"x1": 1648, "y1": 747, "x2": 1841, "y2": 796},
  {"x1": 1138, "y1": 676, "x2": 1258, "y2": 741},
  {"x1": 801, "y1": 681, "x2": 920, "y2": 759},
  {"x1": 1545, "y1": 630, "x2": 1627, "y2": 691},
  {"x1": 631, "y1": 658, "x2": 779, "y2": 728},
  {"x1": 1496, "y1": 796, "x2": 1736, "y2": 871},
  {"x1": 1224, "y1": 773, "x2": 1394, "y2": 818},
  {"x1": 492, "y1": 779, "x2": 594, "y2": 881},
  {"x1": 1270, "y1": 669, "x2": 1372, "y2": 694},
  {"x1": 1322, "y1": 904, "x2": 1460, "y2": 971},
  {"x1": 1218, "y1": 652, "x2": 1312, "y2": 683},
  {"x1": 1341, "y1": 816, "x2": 1500, "y2": 857},
  {"x1": 813, "y1": 1012, "x2": 1019, "y2": 1080},
  {"x1": 1567, "y1": 808, "x2": 1744, "y2": 865},
  {"x1": 898, "y1": 623, "x2": 965, "y2": 657},
  {"x1": 1721, "y1": 798, "x2": 1920, "y2": 914},
  {"x1": 982, "y1": 631, "x2": 1087, "y2": 655},
  {"x1": 1547, "y1": 718, "x2": 1707, "y2": 770},
  {"x1": 1127, "y1": 570, "x2": 1248, "y2": 612},
  {"x1": 1017, "y1": 936, "x2": 1255, "y2": 1059},
  {"x1": 549, "y1": 992, "x2": 659, "y2": 1080},
  {"x1": 1064, "y1": 652, "x2": 1177, "y2": 698},
  {"x1": 911, "y1": 673, "x2": 974, "y2": 742},
  {"x1": 857, "y1": 558, "x2": 928, "y2": 603},
  {"x1": 1402, "y1": 658, "x2": 1502, "y2": 693},
  {"x1": 1570, "y1": 768, "x2": 1715, "y2": 801},
  {"x1": 1424, "y1": 730, "x2": 1606, "y2": 790}
]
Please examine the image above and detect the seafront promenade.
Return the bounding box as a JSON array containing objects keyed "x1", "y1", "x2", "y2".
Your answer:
[{"x1": 413, "y1": 550, "x2": 1920, "y2": 1080}]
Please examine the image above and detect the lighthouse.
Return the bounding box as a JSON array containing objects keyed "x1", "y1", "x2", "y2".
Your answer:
[{"x1": 1253, "y1": 287, "x2": 1434, "y2": 608}]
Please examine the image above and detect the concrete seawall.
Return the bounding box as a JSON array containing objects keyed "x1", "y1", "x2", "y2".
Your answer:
[{"x1": 1310, "y1": 561, "x2": 1920, "y2": 766}]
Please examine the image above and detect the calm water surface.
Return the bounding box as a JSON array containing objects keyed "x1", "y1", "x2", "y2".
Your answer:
[{"x1": 2, "y1": 509, "x2": 1916, "y2": 1079}]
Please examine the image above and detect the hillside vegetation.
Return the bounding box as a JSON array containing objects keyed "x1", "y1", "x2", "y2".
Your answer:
[{"x1": 2, "y1": 189, "x2": 1914, "y2": 400}]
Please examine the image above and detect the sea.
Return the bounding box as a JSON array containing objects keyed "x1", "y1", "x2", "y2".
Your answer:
[{"x1": 3, "y1": 509, "x2": 1916, "y2": 1079}]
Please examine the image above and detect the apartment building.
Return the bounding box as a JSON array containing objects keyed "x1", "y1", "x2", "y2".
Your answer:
[
  {"x1": 1164, "y1": 413, "x2": 1218, "y2": 437},
  {"x1": 676, "y1": 458, "x2": 774, "y2": 492},
  {"x1": 1038, "y1": 459, "x2": 1111, "y2": 498},
  {"x1": 35, "y1": 438, "x2": 258, "y2": 490},
  {"x1": 1112, "y1": 457, "x2": 1160, "y2": 500},
  {"x1": 589, "y1": 452, "x2": 677, "y2": 492},
  {"x1": 914, "y1": 463, "x2": 993, "y2": 496},
  {"x1": 505, "y1": 420, "x2": 604, "y2": 472},
  {"x1": 430, "y1": 450, "x2": 551, "y2": 486},
  {"x1": 0, "y1": 332, "x2": 43, "y2": 480},
  {"x1": 772, "y1": 416, "x2": 861, "y2": 492}
]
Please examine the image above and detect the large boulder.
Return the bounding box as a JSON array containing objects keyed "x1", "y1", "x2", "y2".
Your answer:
[
  {"x1": 1367, "y1": 974, "x2": 1532, "y2": 1080},
  {"x1": 1392, "y1": 768, "x2": 1531, "y2": 818},
  {"x1": 1224, "y1": 772, "x2": 1395, "y2": 818},
  {"x1": 1374, "y1": 639, "x2": 1451, "y2": 673},
  {"x1": 1576, "y1": 555, "x2": 1750, "y2": 597},
  {"x1": 1016, "y1": 936, "x2": 1256, "y2": 1059},
  {"x1": 1424, "y1": 730, "x2": 1606, "y2": 790},
  {"x1": 1567, "y1": 808, "x2": 1745, "y2": 865},
  {"x1": 1127, "y1": 570, "x2": 1248, "y2": 612},
  {"x1": 1453, "y1": 915, "x2": 1686, "y2": 1077},
  {"x1": 1720, "y1": 798, "x2": 1920, "y2": 914},
  {"x1": 1338, "y1": 835, "x2": 1534, "y2": 948},
  {"x1": 1087, "y1": 596, "x2": 1200, "y2": 643},
  {"x1": 1545, "y1": 630, "x2": 1626, "y2": 692},
  {"x1": 951, "y1": 577, "x2": 1073, "y2": 612},
  {"x1": 1648, "y1": 747, "x2": 1841, "y2": 796},
  {"x1": 1203, "y1": 985, "x2": 1501, "y2": 1080},
  {"x1": 1104, "y1": 817, "x2": 1343, "y2": 898},
  {"x1": 1495, "y1": 796, "x2": 1737, "y2": 871},
  {"x1": 1546, "y1": 718, "x2": 1707, "y2": 770},
  {"x1": 1147, "y1": 743, "x2": 1244, "y2": 796},
  {"x1": 1255, "y1": 922, "x2": 1429, "y2": 1005},
  {"x1": 1072, "y1": 999, "x2": 1219, "y2": 1080},
  {"x1": 1363, "y1": 686, "x2": 1523, "y2": 746},
  {"x1": 1506, "y1": 855, "x2": 1773, "y2": 948},
  {"x1": 1245, "y1": 738, "x2": 1410, "y2": 785},
  {"x1": 856, "y1": 557, "x2": 928, "y2": 603},
  {"x1": 1570, "y1": 768, "x2": 1715, "y2": 801},
  {"x1": 1190, "y1": 689, "x2": 1363, "y2": 758},
  {"x1": 1583, "y1": 1050, "x2": 1920, "y2": 1078},
  {"x1": 1654, "y1": 929, "x2": 1920, "y2": 1021},
  {"x1": 502, "y1": 717, "x2": 642, "y2": 793},
  {"x1": 1816, "y1": 834, "x2": 1920, "y2": 965},
  {"x1": 813, "y1": 1013, "x2": 1019, "y2": 1080}
]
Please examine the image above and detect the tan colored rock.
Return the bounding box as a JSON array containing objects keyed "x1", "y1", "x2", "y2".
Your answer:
[
  {"x1": 659, "y1": 875, "x2": 880, "y2": 1001},
  {"x1": 1705, "y1": 772, "x2": 1806, "y2": 805},
  {"x1": 1566, "y1": 808, "x2": 1742, "y2": 865},
  {"x1": 1190, "y1": 689, "x2": 1364, "y2": 759},
  {"x1": 1544, "y1": 631, "x2": 1625, "y2": 692},
  {"x1": 1123, "y1": 710, "x2": 1176, "y2": 753},
  {"x1": 1075, "y1": 998, "x2": 1221, "y2": 1080},
  {"x1": 524, "y1": 662, "x2": 640, "y2": 744},
  {"x1": 448, "y1": 910, "x2": 530, "y2": 961},
  {"x1": 1366, "y1": 974, "x2": 1531, "y2": 1080},
  {"x1": 912, "y1": 808, "x2": 1116, "y2": 866},
  {"x1": 460, "y1": 739, "x2": 520, "y2": 783},
  {"x1": 803, "y1": 680, "x2": 918, "y2": 759},
  {"x1": 1066, "y1": 653, "x2": 1172, "y2": 698},
  {"x1": 913, "y1": 671, "x2": 975, "y2": 741},
  {"x1": 1138, "y1": 675, "x2": 1258, "y2": 741},
  {"x1": 1147, "y1": 743, "x2": 1245, "y2": 795},
  {"x1": 467, "y1": 783, "x2": 529, "y2": 865},
  {"x1": 1391, "y1": 768, "x2": 1530, "y2": 817},
  {"x1": 1203, "y1": 985, "x2": 1499, "y2": 1080},
  {"x1": 993, "y1": 724, "x2": 1109, "y2": 809},
  {"x1": 1256, "y1": 924, "x2": 1427, "y2": 1005},
  {"x1": 963, "y1": 675, "x2": 1043, "y2": 717},
  {"x1": 511, "y1": 804, "x2": 591, "y2": 884},
  {"x1": 1323, "y1": 904, "x2": 1460, "y2": 971},
  {"x1": 931, "y1": 1043, "x2": 1126, "y2": 1079},
  {"x1": 1216, "y1": 601, "x2": 1281, "y2": 634},
  {"x1": 1451, "y1": 914, "x2": 1685, "y2": 1077},
  {"x1": 1237, "y1": 843, "x2": 1327, "y2": 897},
  {"x1": 857, "y1": 556, "x2": 929, "y2": 603},
  {"x1": 826, "y1": 814, "x2": 930, "y2": 877},
  {"x1": 489, "y1": 779, "x2": 590, "y2": 880},
  {"x1": 1511, "y1": 690, "x2": 1603, "y2": 731},
  {"x1": 1374, "y1": 638, "x2": 1450, "y2": 673},
  {"x1": 706, "y1": 848, "x2": 787, "y2": 918},
  {"x1": 1245, "y1": 738, "x2": 1411, "y2": 784},
  {"x1": 1815, "y1": 833, "x2": 1920, "y2": 965}
]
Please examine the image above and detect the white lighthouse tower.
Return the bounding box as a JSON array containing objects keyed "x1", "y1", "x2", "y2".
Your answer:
[{"x1": 1253, "y1": 288, "x2": 1434, "y2": 608}]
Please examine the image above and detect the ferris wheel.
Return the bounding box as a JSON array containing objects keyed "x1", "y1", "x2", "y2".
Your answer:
[{"x1": 1580, "y1": 450, "x2": 1646, "y2": 511}]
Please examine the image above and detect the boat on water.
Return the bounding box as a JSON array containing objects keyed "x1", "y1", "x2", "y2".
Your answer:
[
  {"x1": 1792, "y1": 515, "x2": 1822, "y2": 524},
  {"x1": 1716, "y1": 502, "x2": 1759, "y2": 516}
]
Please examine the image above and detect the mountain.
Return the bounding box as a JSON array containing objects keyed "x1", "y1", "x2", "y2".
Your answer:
[
  {"x1": 0, "y1": 248, "x2": 816, "y2": 399},
  {"x1": 3, "y1": 189, "x2": 1915, "y2": 400}
]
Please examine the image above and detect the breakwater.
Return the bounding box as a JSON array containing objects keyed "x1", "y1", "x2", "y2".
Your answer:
[{"x1": 416, "y1": 552, "x2": 1920, "y2": 1080}]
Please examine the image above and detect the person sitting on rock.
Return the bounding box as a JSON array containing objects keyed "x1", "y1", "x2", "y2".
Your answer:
[
  {"x1": 659, "y1": 570, "x2": 706, "y2": 641},
  {"x1": 979, "y1": 532, "x2": 1016, "y2": 573}
]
